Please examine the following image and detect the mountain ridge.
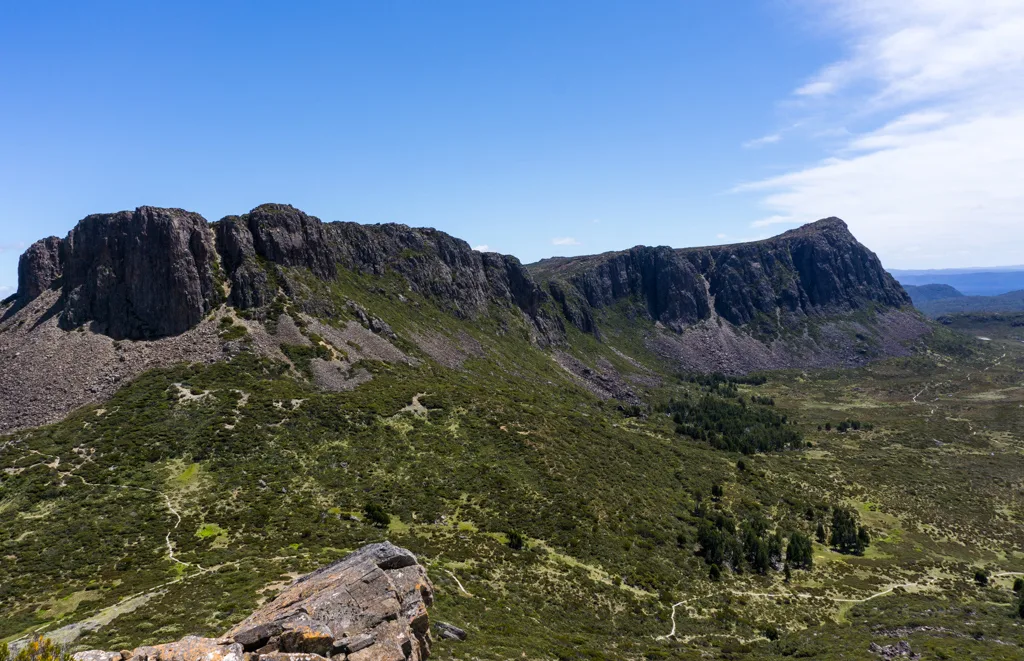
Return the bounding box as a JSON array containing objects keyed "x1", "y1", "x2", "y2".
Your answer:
[
  {"x1": 12, "y1": 206, "x2": 913, "y2": 342},
  {"x1": 0, "y1": 204, "x2": 927, "y2": 433}
]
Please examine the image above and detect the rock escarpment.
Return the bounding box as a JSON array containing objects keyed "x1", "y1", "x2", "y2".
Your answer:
[
  {"x1": 15, "y1": 207, "x2": 221, "y2": 340},
  {"x1": 74, "y1": 542, "x2": 436, "y2": 661},
  {"x1": 215, "y1": 204, "x2": 560, "y2": 339},
  {"x1": 530, "y1": 218, "x2": 911, "y2": 333},
  {"x1": 13, "y1": 204, "x2": 560, "y2": 342},
  {"x1": 9, "y1": 206, "x2": 918, "y2": 370}
]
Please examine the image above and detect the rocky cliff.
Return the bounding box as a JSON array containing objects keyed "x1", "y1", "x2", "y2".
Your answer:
[
  {"x1": 14, "y1": 203, "x2": 559, "y2": 342},
  {"x1": 7, "y1": 206, "x2": 923, "y2": 389},
  {"x1": 72, "y1": 542, "x2": 438, "y2": 661},
  {"x1": 15, "y1": 207, "x2": 222, "y2": 340},
  {"x1": 530, "y1": 218, "x2": 911, "y2": 334},
  {"x1": 13, "y1": 207, "x2": 909, "y2": 345}
]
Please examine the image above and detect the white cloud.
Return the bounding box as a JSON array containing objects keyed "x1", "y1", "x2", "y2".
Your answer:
[
  {"x1": 0, "y1": 242, "x2": 26, "y2": 254},
  {"x1": 750, "y1": 215, "x2": 802, "y2": 229},
  {"x1": 795, "y1": 80, "x2": 837, "y2": 97},
  {"x1": 551, "y1": 237, "x2": 581, "y2": 246},
  {"x1": 741, "y1": 1, "x2": 1024, "y2": 268},
  {"x1": 743, "y1": 133, "x2": 783, "y2": 149},
  {"x1": 472, "y1": 244, "x2": 491, "y2": 252}
]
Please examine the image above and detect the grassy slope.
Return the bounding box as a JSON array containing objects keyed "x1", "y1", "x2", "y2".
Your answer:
[{"x1": 1, "y1": 273, "x2": 1024, "y2": 659}]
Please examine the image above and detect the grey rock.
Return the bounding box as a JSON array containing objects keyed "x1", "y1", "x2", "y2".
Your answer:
[
  {"x1": 332, "y1": 633, "x2": 373, "y2": 654},
  {"x1": 869, "y1": 640, "x2": 919, "y2": 660},
  {"x1": 213, "y1": 204, "x2": 561, "y2": 344},
  {"x1": 232, "y1": 623, "x2": 284, "y2": 651},
  {"x1": 16, "y1": 236, "x2": 63, "y2": 306},
  {"x1": 227, "y1": 542, "x2": 433, "y2": 660},
  {"x1": 433, "y1": 623, "x2": 467, "y2": 641},
  {"x1": 73, "y1": 652, "x2": 124, "y2": 661},
  {"x1": 65, "y1": 544, "x2": 435, "y2": 661}
]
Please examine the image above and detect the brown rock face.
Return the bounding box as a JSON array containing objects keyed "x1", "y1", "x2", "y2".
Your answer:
[{"x1": 73, "y1": 543, "x2": 436, "y2": 661}]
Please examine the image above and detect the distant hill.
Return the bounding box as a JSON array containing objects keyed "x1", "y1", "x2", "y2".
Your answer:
[
  {"x1": 903, "y1": 283, "x2": 963, "y2": 304},
  {"x1": 891, "y1": 267, "x2": 1024, "y2": 296},
  {"x1": 916, "y1": 289, "x2": 1024, "y2": 317}
]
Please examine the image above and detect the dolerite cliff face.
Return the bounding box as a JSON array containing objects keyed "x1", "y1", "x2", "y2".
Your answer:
[
  {"x1": 216, "y1": 204, "x2": 562, "y2": 340},
  {"x1": 530, "y1": 218, "x2": 911, "y2": 334},
  {"x1": 16, "y1": 207, "x2": 221, "y2": 340},
  {"x1": 9, "y1": 205, "x2": 919, "y2": 376},
  {"x1": 13, "y1": 203, "x2": 558, "y2": 342},
  {"x1": 74, "y1": 543, "x2": 437, "y2": 661}
]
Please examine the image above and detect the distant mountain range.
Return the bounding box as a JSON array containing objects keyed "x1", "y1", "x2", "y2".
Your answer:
[
  {"x1": 896, "y1": 269, "x2": 1024, "y2": 318},
  {"x1": 890, "y1": 267, "x2": 1024, "y2": 296},
  {"x1": 912, "y1": 289, "x2": 1024, "y2": 317}
]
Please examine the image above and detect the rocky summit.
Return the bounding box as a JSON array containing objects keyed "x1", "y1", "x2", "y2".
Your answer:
[{"x1": 73, "y1": 543, "x2": 435, "y2": 661}]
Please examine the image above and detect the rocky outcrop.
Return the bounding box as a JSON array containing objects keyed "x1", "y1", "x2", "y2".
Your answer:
[
  {"x1": 73, "y1": 542, "x2": 436, "y2": 661},
  {"x1": 215, "y1": 204, "x2": 559, "y2": 340},
  {"x1": 16, "y1": 236, "x2": 63, "y2": 306},
  {"x1": 58, "y1": 207, "x2": 221, "y2": 339},
  {"x1": 12, "y1": 207, "x2": 221, "y2": 340},
  {"x1": 530, "y1": 218, "x2": 911, "y2": 333}
]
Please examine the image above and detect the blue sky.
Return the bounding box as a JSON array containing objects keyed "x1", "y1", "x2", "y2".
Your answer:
[{"x1": 2, "y1": 1, "x2": 1023, "y2": 297}]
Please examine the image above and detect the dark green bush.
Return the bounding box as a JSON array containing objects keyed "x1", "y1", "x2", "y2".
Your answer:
[{"x1": 362, "y1": 502, "x2": 390, "y2": 528}]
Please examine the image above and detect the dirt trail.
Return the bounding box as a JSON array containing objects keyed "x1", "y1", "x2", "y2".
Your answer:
[
  {"x1": 656, "y1": 580, "x2": 933, "y2": 642},
  {"x1": 3, "y1": 442, "x2": 199, "y2": 570}
]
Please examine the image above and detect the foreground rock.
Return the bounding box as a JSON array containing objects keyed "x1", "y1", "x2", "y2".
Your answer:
[{"x1": 73, "y1": 542, "x2": 436, "y2": 661}]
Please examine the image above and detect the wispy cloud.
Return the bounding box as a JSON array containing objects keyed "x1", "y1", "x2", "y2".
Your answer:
[
  {"x1": 749, "y1": 215, "x2": 802, "y2": 229},
  {"x1": 0, "y1": 285, "x2": 13, "y2": 298},
  {"x1": 551, "y1": 237, "x2": 581, "y2": 246},
  {"x1": 0, "y1": 242, "x2": 26, "y2": 254},
  {"x1": 472, "y1": 244, "x2": 491, "y2": 252},
  {"x1": 743, "y1": 133, "x2": 782, "y2": 149},
  {"x1": 740, "y1": 1, "x2": 1024, "y2": 268}
]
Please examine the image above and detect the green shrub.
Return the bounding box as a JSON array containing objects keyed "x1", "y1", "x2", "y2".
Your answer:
[
  {"x1": 507, "y1": 530, "x2": 525, "y2": 551},
  {"x1": 362, "y1": 502, "x2": 390, "y2": 528}
]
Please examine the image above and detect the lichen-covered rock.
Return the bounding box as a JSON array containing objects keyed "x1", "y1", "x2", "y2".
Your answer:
[
  {"x1": 70, "y1": 544, "x2": 434, "y2": 661},
  {"x1": 74, "y1": 637, "x2": 242, "y2": 661},
  {"x1": 72, "y1": 652, "x2": 124, "y2": 661},
  {"x1": 225, "y1": 542, "x2": 433, "y2": 660}
]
